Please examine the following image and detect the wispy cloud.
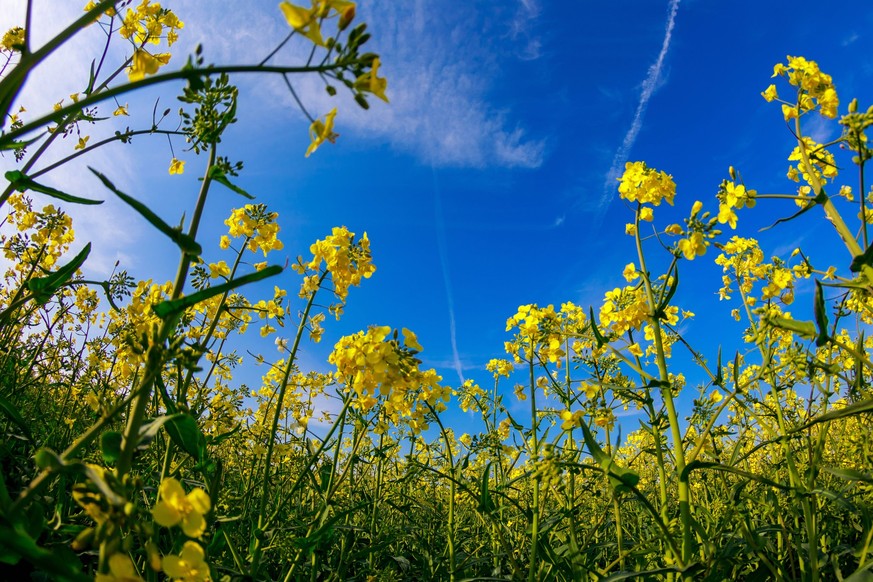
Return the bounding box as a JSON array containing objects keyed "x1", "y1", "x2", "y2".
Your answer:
[
  {"x1": 431, "y1": 167, "x2": 465, "y2": 384},
  {"x1": 173, "y1": 1, "x2": 546, "y2": 169},
  {"x1": 602, "y1": 0, "x2": 680, "y2": 204}
]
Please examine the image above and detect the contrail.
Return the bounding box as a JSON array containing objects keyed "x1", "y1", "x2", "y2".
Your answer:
[
  {"x1": 602, "y1": 0, "x2": 680, "y2": 204},
  {"x1": 431, "y1": 166, "x2": 466, "y2": 384}
]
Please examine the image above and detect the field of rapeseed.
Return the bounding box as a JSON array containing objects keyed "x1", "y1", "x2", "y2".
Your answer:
[{"x1": 1, "y1": 2, "x2": 873, "y2": 581}]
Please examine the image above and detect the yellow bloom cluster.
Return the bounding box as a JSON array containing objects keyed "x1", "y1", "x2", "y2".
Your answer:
[
  {"x1": 771, "y1": 55, "x2": 839, "y2": 119},
  {"x1": 1, "y1": 26, "x2": 24, "y2": 52},
  {"x1": 485, "y1": 358, "x2": 514, "y2": 378},
  {"x1": 504, "y1": 304, "x2": 566, "y2": 365},
  {"x1": 223, "y1": 204, "x2": 284, "y2": 257},
  {"x1": 291, "y1": 226, "x2": 375, "y2": 306},
  {"x1": 3, "y1": 194, "x2": 75, "y2": 270},
  {"x1": 617, "y1": 161, "x2": 676, "y2": 206},
  {"x1": 90, "y1": 0, "x2": 184, "y2": 81},
  {"x1": 455, "y1": 379, "x2": 487, "y2": 413},
  {"x1": 599, "y1": 286, "x2": 648, "y2": 336},
  {"x1": 787, "y1": 136, "x2": 838, "y2": 186},
  {"x1": 717, "y1": 180, "x2": 756, "y2": 229},
  {"x1": 715, "y1": 236, "x2": 795, "y2": 305},
  {"x1": 328, "y1": 325, "x2": 449, "y2": 431}
]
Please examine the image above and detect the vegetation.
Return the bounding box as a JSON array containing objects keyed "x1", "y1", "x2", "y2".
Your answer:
[{"x1": 1, "y1": 2, "x2": 872, "y2": 580}]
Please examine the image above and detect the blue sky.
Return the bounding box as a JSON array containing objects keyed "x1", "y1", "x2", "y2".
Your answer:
[{"x1": 3, "y1": 1, "x2": 873, "y2": 428}]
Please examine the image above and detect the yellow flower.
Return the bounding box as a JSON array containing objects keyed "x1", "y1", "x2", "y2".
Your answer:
[
  {"x1": 622, "y1": 262, "x2": 638, "y2": 282},
  {"x1": 761, "y1": 84, "x2": 778, "y2": 102},
  {"x1": 162, "y1": 541, "x2": 210, "y2": 582},
  {"x1": 354, "y1": 57, "x2": 389, "y2": 103},
  {"x1": 169, "y1": 158, "x2": 185, "y2": 175},
  {"x1": 128, "y1": 49, "x2": 170, "y2": 82},
  {"x1": 639, "y1": 206, "x2": 653, "y2": 222},
  {"x1": 95, "y1": 553, "x2": 144, "y2": 582},
  {"x1": 75, "y1": 136, "x2": 90, "y2": 150},
  {"x1": 113, "y1": 104, "x2": 129, "y2": 116},
  {"x1": 152, "y1": 478, "x2": 211, "y2": 538},
  {"x1": 279, "y1": 1, "x2": 324, "y2": 46},
  {"x1": 305, "y1": 108, "x2": 338, "y2": 157},
  {"x1": 677, "y1": 232, "x2": 706, "y2": 260},
  {"x1": 219, "y1": 235, "x2": 231, "y2": 249},
  {"x1": 617, "y1": 161, "x2": 676, "y2": 206},
  {"x1": 402, "y1": 327, "x2": 423, "y2": 351},
  {"x1": 208, "y1": 261, "x2": 230, "y2": 279}
]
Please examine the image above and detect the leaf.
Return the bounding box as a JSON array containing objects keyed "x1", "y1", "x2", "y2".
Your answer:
[
  {"x1": 5, "y1": 170, "x2": 103, "y2": 205},
  {"x1": 100, "y1": 431, "x2": 122, "y2": 465},
  {"x1": 813, "y1": 279, "x2": 830, "y2": 347},
  {"x1": 165, "y1": 413, "x2": 207, "y2": 463},
  {"x1": 589, "y1": 306, "x2": 607, "y2": 348},
  {"x1": 27, "y1": 243, "x2": 91, "y2": 305},
  {"x1": 207, "y1": 165, "x2": 253, "y2": 199},
  {"x1": 713, "y1": 345, "x2": 723, "y2": 387},
  {"x1": 681, "y1": 460, "x2": 792, "y2": 491},
  {"x1": 152, "y1": 265, "x2": 282, "y2": 320},
  {"x1": 790, "y1": 397, "x2": 873, "y2": 433},
  {"x1": 477, "y1": 462, "x2": 496, "y2": 514},
  {"x1": 89, "y1": 168, "x2": 202, "y2": 256},
  {"x1": 0, "y1": 133, "x2": 42, "y2": 152},
  {"x1": 761, "y1": 313, "x2": 816, "y2": 340},
  {"x1": 0, "y1": 522, "x2": 89, "y2": 581},
  {"x1": 822, "y1": 467, "x2": 873, "y2": 484},
  {"x1": 578, "y1": 420, "x2": 639, "y2": 493},
  {"x1": 655, "y1": 267, "x2": 679, "y2": 317},
  {"x1": 0, "y1": 392, "x2": 33, "y2": 441},
  {"x1": 851, "y1": 242, "x2": 873, "y2": 273}
]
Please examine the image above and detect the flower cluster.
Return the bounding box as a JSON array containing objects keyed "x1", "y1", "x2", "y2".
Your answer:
[
  {"x1": 716, "y1": 179, "x2": 756, "y2": 229},
  {"x1": 329, "y1": 325, "x2": 449, "y2": 432},
  {"x1": 87, "y1": 0, "x2": 185, "y2": 81},
  {"x1": 768, "y1": 55, "x2": 839, "y2": 120},
  {"x1": 599, "y1": 286, "x2": 648, "y2": 336},
  {"x1": 504, "y1": 304, "x2": 566, "y2": 365},
  {"x1": 221, "y1": 204, "x2": 284, "y2": 257},
  {"x1": 291, "y1": 226, "x2": 375, "y2": 309},
  {"x1": 715, "y1": 236, "x2": 795, "y2": 306},
  {"x1": 787, "y1": 136, "x2": 838, "y2": 186},
  {"x1": 617, "y1": 161, "x2": 676, "y2": 206},
  {"x1": 1, "y1": 26, "x2": 24, "y2": 52}
]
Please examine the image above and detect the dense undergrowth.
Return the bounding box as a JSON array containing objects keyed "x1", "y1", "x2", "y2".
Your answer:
[{"x1": 1, "y1": 2, "x2": 873, "y2": 581}]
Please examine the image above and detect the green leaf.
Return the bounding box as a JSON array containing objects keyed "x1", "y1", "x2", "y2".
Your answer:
[
  {"x1": 165, "y1": 413, "x2": 207, "y2": 462},
  {"x1": 152, "y1": 265, "x2": 282, "y2": 320},
  {"x1": 0, "y1": 392, "x2": 33, "y2": 441},
  {"x1": 713, "y1": 346, "x2": 723, "y2": 387},
  {"x1": 207, "y1": 165, "x2": 253, "y2": 199},
  {"x1": 822, "y1": 467, "x2": 873, "y2": 484},
  {"x1": 655, "y1": 266, "x2": 679, "y2": 317},
  {"x1": 589, "y1": 306, "x2": 607, "y2": 348},
  {"x1": 790, "y1": 397, "x2": 873, "y2": 433},
  {"x1": 813, "y1": 279, "x2": 830, "y2": 347},
  {"x1": 100, "y1": 431, "x2": 122, "y2": 465},
  {"x1": 681, "y1": 460, "x2": 791, "y2": 491},
  {"x1": 0, "y1": 133, "x2": 42, "y2": 152},
  {"x1": 851, "y1": 242, "x2": 873, "y2": 273},
  {"x1": 5, "y1": 170, "x2": 103, "y2": 205},
  {"x1": 27, "y1": 242, "x2": 91, "y2": 305},
  {"x1": 578, "y1": 420, "x2": 639, "y2": 493},
  {"x1": 0, "y1": 522, "x2": 89, "y2": 581},
  {"x1": 477, "y1": 462, "x2": 496, "y2": 514},
  {"x1": 762, "y1": 313, "x2": 816, "y2": 340},
  {"x1": 89, "y1": 168, "x2": 202, "y2": 256}
]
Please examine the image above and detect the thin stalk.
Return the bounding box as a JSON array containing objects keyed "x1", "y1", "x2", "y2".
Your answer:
[{"x1": 634, "y1": 205, "x2": 692, "y2": 571}]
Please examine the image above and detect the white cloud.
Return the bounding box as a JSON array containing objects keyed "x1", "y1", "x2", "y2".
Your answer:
[
  {"x1": 170, "y1": 1, "x2": 545, "y2": 169},
  {"x1": 602, "y1": 0, "x2": 681, "y2": 204}
]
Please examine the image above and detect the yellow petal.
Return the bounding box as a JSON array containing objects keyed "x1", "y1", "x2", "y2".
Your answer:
[{"x1": 152, "y1": 500, "x2": 181, "y2": 527}]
